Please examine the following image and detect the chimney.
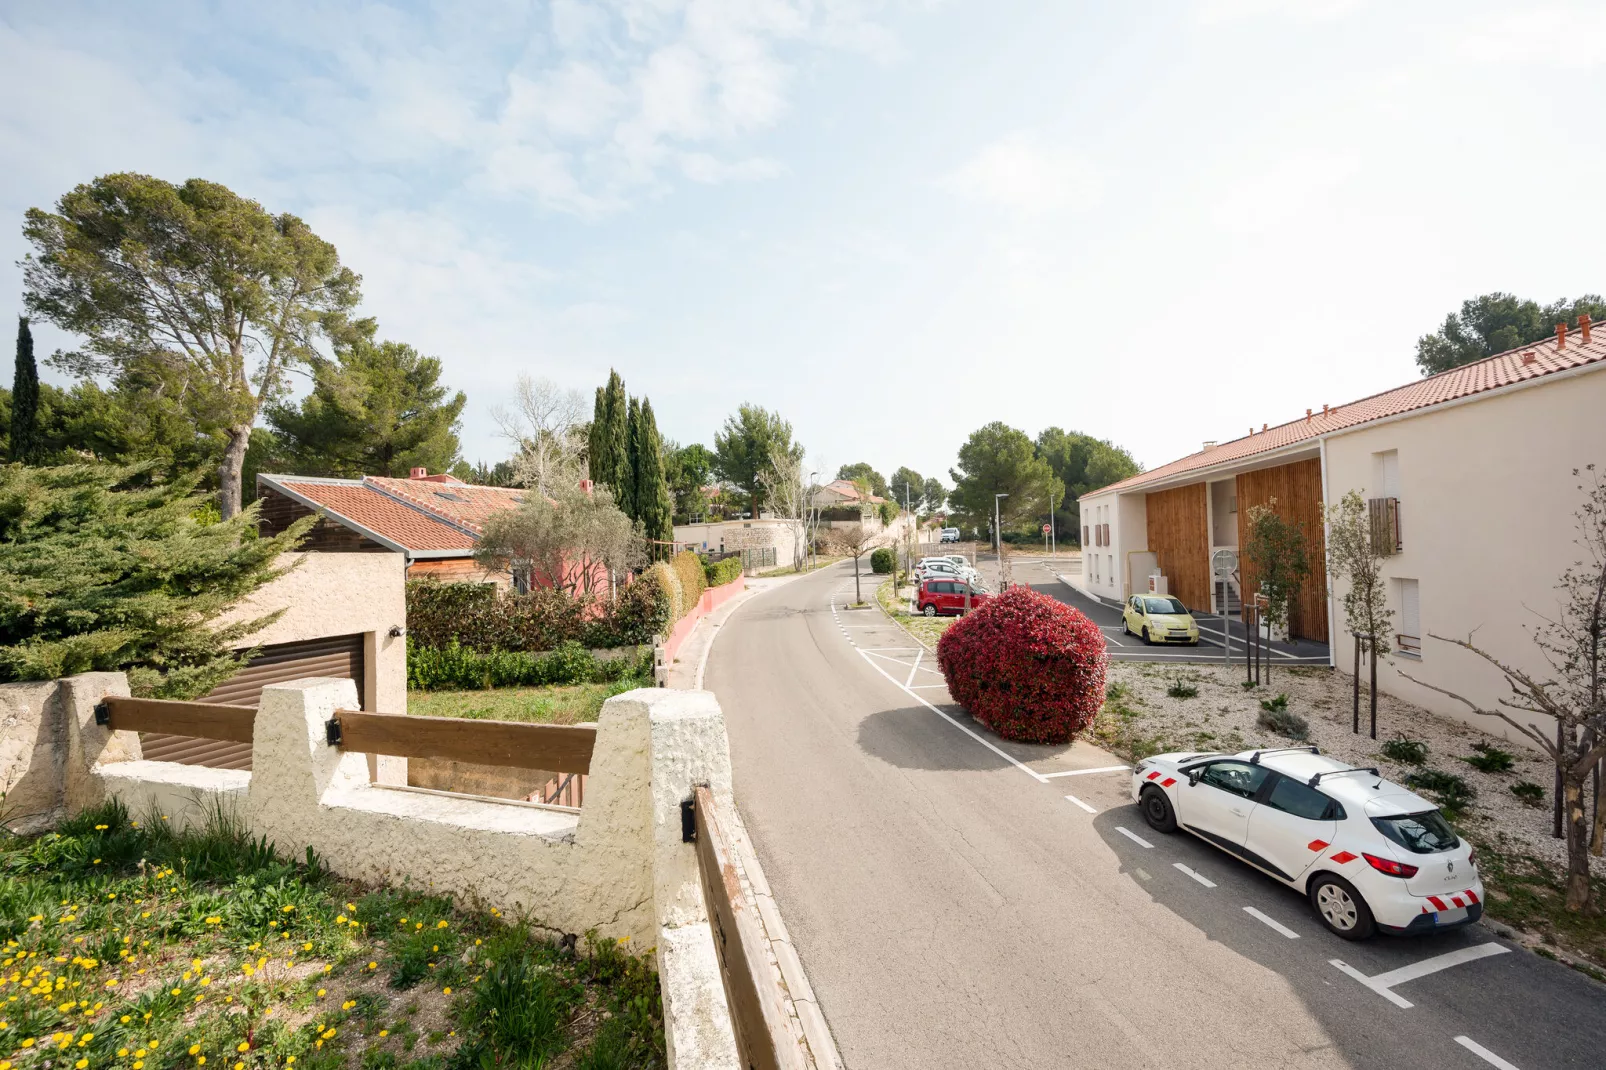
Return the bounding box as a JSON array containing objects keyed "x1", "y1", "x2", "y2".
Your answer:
[
  {"x1": 1556, "y1": 322, "x2": 1567, "y2": 349},
  {"x1": 409, "y1": 467, "x2": 428, "y2": 479},
  {"x1": 1262, "y1": 423, "x2": 1268, "y2": 432},
  {"x1": 1305, "y1": 408, "x2": 1312, "y2": 422},
  {"x1": 1202, "y1": 440, "x2": 1217, "y2": 452},
  {"x1": 1322, "y1": 403, "x2": 1329, "y2": 416},
  {"x1": 1581, "y1": 314, "x2": 1593, "y2": 345},
  {"x1": 578, "y1": 478, "x2": 594, "y2": 496},
  {"x1": 1521, "y1": 350, "x2": 1537, "y2": 366}
]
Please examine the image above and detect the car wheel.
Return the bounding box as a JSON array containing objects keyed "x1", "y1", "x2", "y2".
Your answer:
[
  {"x1": 922, "y1": 603, "x2": 936, "y2": 618},
  {"x1": 1310, "y1": 874, "x2": 1376, "y2": 940},
  {"x1": 1139, "y1": 786, "x2": 1178, "y2": 833},
  {"x1": 1141, "y1": 627, "x2": 1152, "y2": 646},
  {"x1": 1122, "y1": 619, "x2": 1131, "y2": 636}
]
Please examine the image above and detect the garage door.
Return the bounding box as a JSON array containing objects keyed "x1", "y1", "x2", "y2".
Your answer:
[{"x1": 140, "y1": 634, "x2": 367, "y2": 770}]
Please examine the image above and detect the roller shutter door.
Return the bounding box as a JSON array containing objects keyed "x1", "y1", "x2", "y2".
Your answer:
[{"x1": 141, "y1": 634, "x2": 366, "y2": 770}]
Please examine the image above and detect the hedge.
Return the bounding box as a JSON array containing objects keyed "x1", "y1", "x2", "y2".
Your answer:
[
  {"x1": 703, "y1": 555, "x2": 743, "y2": 587},
  {"x1": 672, "y1": 550, "x2": 706, "y2": 612},
  {"x1": 870, "y1": 547, "x2": 894, "y2": 574},
  {"x1": 936, "y1": 585, "x2": 1108, "y2": 744},
  {"x1": 406, "y1": 574, "x2": 671, "y2": 653},
  {"x1": 407, "y1": 639, "x2": 652, "y2": 691}
]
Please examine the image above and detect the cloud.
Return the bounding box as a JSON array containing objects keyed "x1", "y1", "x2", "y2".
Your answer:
[
  {"x1": 1196, "y1": 0, "x2": 1364, "y2": 22},
  {"x1": 939, "y1": 133, "x2": 1101, "y2": 216},
  {"x1": 1455, "y1": 8, "x2": 1606, "y2": 68}
]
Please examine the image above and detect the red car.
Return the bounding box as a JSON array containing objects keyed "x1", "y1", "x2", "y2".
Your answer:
[{"x1": 916, "y1": 578, "x2": 992, "y2": 616}]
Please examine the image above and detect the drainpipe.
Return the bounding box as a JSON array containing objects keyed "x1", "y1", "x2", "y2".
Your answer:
[{"x1": 1319, "y1": 435, "x2": 1336, "y2": 669}]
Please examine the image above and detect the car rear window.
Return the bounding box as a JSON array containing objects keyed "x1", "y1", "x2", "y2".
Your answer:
[{"x1": 1371, "y1": 810, "x2": 1459, "y2": 854}]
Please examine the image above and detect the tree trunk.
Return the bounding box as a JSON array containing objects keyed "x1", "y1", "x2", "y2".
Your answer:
[
  {"x1": 1563, "y1": 777, "x2": 1595, "y2": 912},
  {"x1": 1352, "y1": 636, "x2": 1361, "y2": 734},
  {"x1": 1592, "y1": 759, "x2": 1605, "y2": 857},
  {"x1": 854, "y1": 554, "x2": 862, "y2": 604},
  {"x1": 1368, "y1": 634, "x2": 1379, "y2": 739},
  {"x1": 1555, "y1": 723, "x2": 1566, "y2": 839},
  {"x1": 219, "y1": 423, "x2": 252, "y2": 520}
]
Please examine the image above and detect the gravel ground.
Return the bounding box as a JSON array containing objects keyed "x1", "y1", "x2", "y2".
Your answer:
[{"x1": 1095, "y1": 660, "x2": 1566, "y2": 869}]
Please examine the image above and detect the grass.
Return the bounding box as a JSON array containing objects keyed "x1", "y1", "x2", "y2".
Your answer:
[
  {"x1": 1380, "y1": 736, "x2": 1428, "y2": 766},
  {"x1": 406, "y1": 678, "x2": 647, "y2": 725},
  {"x1": 873, "y1": 577, "x2": 952, "y2": 649},
  {"x1": 0, "y1": 801, "x2": 665, "y2": 1070},
  {"x1": 1468, "y1": 836, "x2": 1606, "y2": 976}
]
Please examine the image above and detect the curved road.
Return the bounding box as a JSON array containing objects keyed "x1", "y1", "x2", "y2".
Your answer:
[{"x1": 703, "y1": 561, "x2": 1604, "y2": 1070}]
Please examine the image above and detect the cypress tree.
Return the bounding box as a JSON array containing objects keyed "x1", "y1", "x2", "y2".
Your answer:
[
  {"x1": 635, "y1": 398, "x2": 674, "y2": 544},
  {"x1": 621, "y1": 395, "x2": 641, "y2": 523},
  {"x1": 11, "y1": 317, "x2": 39, "y2": 464},
  {"x1": 603, "y1": 370, "x2": 629, "y2": 495},
  {"x1": 587, "y1": 385, "x2": 612, "y2": 486}
]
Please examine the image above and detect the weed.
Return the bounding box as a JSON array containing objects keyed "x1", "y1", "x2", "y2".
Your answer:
[
  {"x1": 1259, "y1": 693, "x2": 1289, "y2": 713},
  {"x1": 1166, "y1": 673, "x2": 1199, "y2": 700},
  {"x1": 1463, "y1": 742, "x2": 1516, "y2": 774},
  {"x1": 1256, "y1": 706, "x2": 1309, "y2": 740},
  {"x1": 1511, "y1": 781, "x2": 1546, "y2": 806},
  {"x1": 1381, "y1": 736, "x2": 1428, "y2": 766},
  {"x1": 1240, "y1": 680, "x2": 1258, "y2": 690},
  {"x1": 1406, "y1": 769, "x2": 1477, "y2": 815}
]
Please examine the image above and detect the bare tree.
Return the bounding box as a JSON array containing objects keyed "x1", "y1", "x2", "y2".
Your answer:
[
  {"x1": 491, "y1": 375, "x2": 587, "y2": 495},
  {"x1": 1327, "y1": 490, "x2": 1395, "y2": 738},
  {"x1": 758, "y1": 446, "x2": 826, "y2": 571},
  {"x1": 826, "y1": 522, "x2": 880, "y2": 605},
  {"x1": 1399, "y1": 466, "x2": 1606, "y2": 912},
  {"x1": 474, "y1": 483, "x2": 643, "y2": 598}
]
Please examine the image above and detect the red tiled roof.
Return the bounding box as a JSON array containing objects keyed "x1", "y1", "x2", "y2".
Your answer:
[
  {"x1": 363, "y1": 476, "x2": 527, "y2": 534},
  {"x1": 270, "y1": 479, "x2": 476, "y2": 552},
  {"x1": 1088, "y1": 322, "x2": 1606, "y2": 496}
]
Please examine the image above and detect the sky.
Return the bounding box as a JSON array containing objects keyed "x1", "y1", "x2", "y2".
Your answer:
[{"x1": 3, "y1": 0, "x2": 1604, "y2": 489}]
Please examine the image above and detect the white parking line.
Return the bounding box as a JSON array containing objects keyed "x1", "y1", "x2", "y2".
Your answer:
[
  {"x1": 904, "y1": 649, "x2": 923, "y2": 688},
  {"x1": 1328, "y1": 942, "x2": 1508, "y2": 1008},
  {"x1": 1041, "y1": 765, "x2": 1129, "y2": 778},
  {"x1": 1172, "y1": 863, "x2": 1216, "y2": 888},
  {"x1": 1242, "y1": 906, "x2": 1300, "y2": 938},
  {"x1": 1115, "y1": 826, "x2": 1153, "y2": 848},
  {"x1": 1454, "y1": 1036, "x2": 1522, "y2": 1070},
  {"x1": 1330, "y1": 960, "x2": 1413, "y2": 1008},
  {"x1": 1063, "y1": 793, "x2": 1098, "y2": 813}
]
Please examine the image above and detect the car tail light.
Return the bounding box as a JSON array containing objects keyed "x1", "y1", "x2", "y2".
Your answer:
[
  {"x1": 1466, "y1": 846, "x2": 1477, "y2": 869},
  {"x1": 1362, "y1": 852, "x2": 1418, "y2": 879}
]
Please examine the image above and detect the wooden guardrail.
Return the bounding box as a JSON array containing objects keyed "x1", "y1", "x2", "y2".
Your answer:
[
  {"x1": 96, "y1": 696, "x2": 256, "y2": 743},
  {"x1": 692, "y1": 785, "x2": 808, "y2": 1070},
  {"x1": 329, "y1": 710, "x2": 596, "y2": 774}
]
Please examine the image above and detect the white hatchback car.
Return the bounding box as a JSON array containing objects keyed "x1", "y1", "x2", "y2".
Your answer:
[{"x1": 1131, "y1": 747, "x2": 1482, "y2": 940}]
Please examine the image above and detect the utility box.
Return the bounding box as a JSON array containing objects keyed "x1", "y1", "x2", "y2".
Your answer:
[{"x1": 1147, "y1": 572, "x2": 1169, "y2": 596}]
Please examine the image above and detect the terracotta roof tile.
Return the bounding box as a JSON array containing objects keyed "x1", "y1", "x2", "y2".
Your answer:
[
  {"x1": 363, "y1": 477, "x2": 527, "y2": 534},
  {"x1": 271, "y1": 479, "x2": 476, "y2": 552},
  {"x1": 1089, "y1": 323, "x2": 1606, "y2": 496}
]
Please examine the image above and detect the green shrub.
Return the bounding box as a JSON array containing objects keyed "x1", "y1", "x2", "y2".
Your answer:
[
  {"x1": 1259, "y1": 692, "x2": 1289, "y2": 713},
  {"x1": 1463, "y1": 742, "x2": 1515, "y2": 774},
  {"x1": 1405, "y1": 768, "x2": 1476, "y2": 815},
  {"x1": 1510, "y1": 780, "x2": 1545, "y2": 805},
  {"x1": 1166, "y1": 673, "x2": 1199, "y2": 699},
  {"x1": 870, "y1": 547, "x2": 894, "y2": 574},
  {"x1": 1381, "y1": 736, "x2": 1428, "y2": 765},
  {"x1": 405, "y1": 578, "x2": 668, "y2": 653},
  {"x1": 647, "y1": 561, "x2": 683, "y2": 625},
  {"x1": 671, "y1": 550, "x2": 706, "y2": 611},
  {"x1": 1256, "y1": 705, "x2": 1308, "y2": 740},
  {"x1": 702, "y1": 555, "x2": 743, "y2": 586},
  {"x1": 406, "y1": 640, "x2": 649, "y2": 691}
]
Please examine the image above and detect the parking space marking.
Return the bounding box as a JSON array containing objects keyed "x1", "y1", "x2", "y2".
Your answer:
[
  {"x1": 1063, "y1": 793, "x2": 1098, "y2": 814},
  {"x1": 1041, "y1": 765, "x2": 1129, "y2": 779},
  {"x1": 1169, "y1": 863, "x2": 1214, "y2": 887},
  {"x1": 1243, "y1": 906, "x2": 1299, "y2": 938},
  {"x1": 1115, "y1": 826, "x2": 1153, "y2": 848},
  {"x1": 1454, "y1": 1036, "x2": 1522, "y2": 1070},
  {"x1": 904, "y1": 650, "x2": 923, "y2": 688},
  {"x1": 1364, "y1": 942, "x2": 1510, "y2": 993},
  {"x1": 1330, "y1": 959, "x2": 1414, "y2": 1008}
]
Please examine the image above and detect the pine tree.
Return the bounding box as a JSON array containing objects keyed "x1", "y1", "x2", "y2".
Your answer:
[
  {"x1": 621, "y1": 395, "x2": 641, "y2": 523},
  {"x1": 11, "y1": 318, "x2": 39, "y2": 463},
  {"x1": 0, "y1": 464, "x2": 314, "y2": 697},
  {"x1": 634, "y1": 398, "x2": 674, "y2": 544}
]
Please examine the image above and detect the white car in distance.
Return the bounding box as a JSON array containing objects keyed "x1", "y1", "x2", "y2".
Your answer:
[{"x1": 1131, "y1": 747, "x2": 1482, "y2": 940}]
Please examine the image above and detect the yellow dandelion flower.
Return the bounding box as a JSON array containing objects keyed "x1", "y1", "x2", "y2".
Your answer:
[
  {"x1": 190, "y1": 1046, "x2": 201, "y2": 1056},
  {"x1": 286, "y1": 1059, "x2": 295, "y2": 1066},
  {"x1": 234, "y1": 1063, "x2": 243, "y2": 1070},
  {"x1": 198, "y1": 1058, "x2": 206, "y2": 1065},
  {"x1": 134, "y1": 1060, "x2": 145, "y2": 1068},
  {"x1": 316, "y1": 989, "x2": 325, "y2": 997},
  {"x1": 378, "y1": 1030, "x2": 388, "y2": 1038},
  {"x1": 237, "y1": 1042, "x2": 250, "y2": 1052},
  {"x1": 76, "y1": 1060, "x2": 88, "y2": 1069},
  {"x1": 366, "y1": 962, "x2": 376, "y2": 970},
  {"x1": 442, "y1": 987, "x2": 451, "y2": 995}
]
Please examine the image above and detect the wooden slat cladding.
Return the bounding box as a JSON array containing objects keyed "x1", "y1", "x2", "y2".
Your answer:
[
  {"x1": 1235, "y1": 459, "x2": 1329, "y2": 643},
  {"x1": 1144, "y1": 483, "x2": 1210, "y2": 611},
  {"x1": 141, "y1": 634, "x2": 366, "y2": 770},
  {"x1": 333, "y1": 710, "x2": 595, "y2": 773},
  {"x1": 693, "y1": 787, "x2": 809, "y2": 1070},
  {"x1": 257, "y1": 487, "x2": 388, "y2": 552}
]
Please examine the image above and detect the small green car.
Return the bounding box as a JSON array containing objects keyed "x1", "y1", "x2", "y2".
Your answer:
[{"x1": 1122, "y1": 595, "x2": 1200, "y2": 645}]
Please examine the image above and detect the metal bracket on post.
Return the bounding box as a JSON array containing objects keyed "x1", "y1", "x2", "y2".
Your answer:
[
  {"x1": 94, "y1": 701, "x2": 110, "y2": 727},
  {"x1": 680, "y1": 795, "x2": 697, "y2": 843},
  {"x1": 324, "y1": 717, "x2": 343, "y2": 746}
]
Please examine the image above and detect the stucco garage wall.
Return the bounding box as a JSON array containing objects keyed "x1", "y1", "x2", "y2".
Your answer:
[{"x1": 1323, "y1": 366, "x2": 1606, "y2": 746}]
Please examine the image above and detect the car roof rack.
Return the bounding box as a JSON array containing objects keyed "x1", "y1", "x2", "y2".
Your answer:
[
  {"x1": 1307, "y1": 766, "x2": 1380, "y2": 788},
  {"x1": 1246, "y1": 746, "x2": 1320, "y2": 765}
]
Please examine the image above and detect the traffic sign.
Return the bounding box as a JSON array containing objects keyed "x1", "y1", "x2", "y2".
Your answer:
[{"x1": 1042, "y1": 524, "x2": 1051, "y2": 534}]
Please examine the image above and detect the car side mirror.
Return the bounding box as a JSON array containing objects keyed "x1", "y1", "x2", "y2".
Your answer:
[{"x1": 1186, "y1": 772, "x2": 1200, "y2": 787}]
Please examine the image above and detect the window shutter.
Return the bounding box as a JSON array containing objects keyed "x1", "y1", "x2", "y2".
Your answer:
[
  {"x1": 1083, "y1": 525, "x2": 1090, "y2": 547},
  {"x1": 1380, "y1": 451, "x2": 1401, "y2": 501}
]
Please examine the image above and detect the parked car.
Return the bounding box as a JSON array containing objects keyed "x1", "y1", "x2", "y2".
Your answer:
[
  {"x1": 1132, "y1": 747, "x2": 1481, "y2": 940},
  {"x1": 940, "y1": 527, "x2": 961, "y2": 542},
  {"x1": 916, "y1": 578, "x2": 991, "y2": 616},
  {"x1": 1121, "y1": 595, "x2": 1199, "y2": 645},
  {"x1": 916, "y1": 560, "x2": 978, "y2": 584}
]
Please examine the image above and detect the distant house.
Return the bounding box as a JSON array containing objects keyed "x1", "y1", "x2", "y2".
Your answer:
[
  {"x1": 810, "y1": 479, "x2": 887, "y2": 509},
  {"x1": 1076, "y1": 316, "x2": 1606, "y2": 743},
  {"x1": 257, "y1": 467, "x2": 526, "y2": 583}
]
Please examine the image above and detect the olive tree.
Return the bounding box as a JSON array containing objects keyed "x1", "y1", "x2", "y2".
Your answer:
[
  {"x1": 1243, "y1": 498, "x2": 1310, "y2": 684},
  {"x1": 1326, "y1": 490, "x2": 1394, "y2": 738},
  {"x1": 474, "y1": 484, "x2": 643, "y2": 598}
]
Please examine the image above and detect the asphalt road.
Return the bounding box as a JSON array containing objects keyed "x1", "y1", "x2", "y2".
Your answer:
[{"x1": 704, "y1": 559, "x2": 1605, "y2": 1070}]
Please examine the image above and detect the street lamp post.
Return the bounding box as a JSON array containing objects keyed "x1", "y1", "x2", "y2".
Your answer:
[
  {"x1": 807, "y1": 470, "x2": 819, "y2": 569},
  {"x1": 994, "y1": 492, "x2": 1008, "y2": 589}
]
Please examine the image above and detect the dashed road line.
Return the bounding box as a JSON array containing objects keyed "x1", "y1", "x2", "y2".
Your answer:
[
  {"x1": 1172, "y1": 863, "x2": 1216, "y2": 888},
  {"x1": 1243, "y1": 906, "x2": 1300, "y2": 938},
  {"x1": 1454, "y1": 1036, "x2": 1522, "y2": 1070},
  {"x1": 1063, "y1": 793, "x2": 1098, "y2": 814},
  {"x1": 1041, "y1": 765, "x2": 1129, "y2": 779},
  {"x1": 1115, "y1": 826, "x2": 1153, "y2": 848}
]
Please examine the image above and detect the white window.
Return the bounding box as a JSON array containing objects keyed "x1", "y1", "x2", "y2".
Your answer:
[{"x1": 1396, "y1": 578, "x2": 1420, "y2": 654}]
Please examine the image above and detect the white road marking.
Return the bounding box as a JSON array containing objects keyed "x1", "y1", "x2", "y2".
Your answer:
[
  {"x1": 1454, "y1": 1036, "x2": 1522, "y2": 1070},
  {"x1": 1172, "y1": 863, "x2": 1217, "y2": 888},
  {"x1": 904, "y1": 649, "x2": 923, "y2": 688},
  {"x1": 1041, "y1": 765, "x2": 1130, "y2": 779},
  {"x1": 1115, "y1": 826, "x2": 1153, "y2": 848},
  {"x1": 1243, "y1": 906, "x2": 1300, "y2": 938},
  {"x1": 1063, "y1": 793, "x2": 1098, "y2": 813},
  {"x1": 908, "y1": 684, "x2": 948, "y2": 690},
  {"x1": 1366, "y1": 941, "x2": 1510, "y2": 991},
  {"x1": 855, "y1": 649, "x2": 1051, "y2": 783},
  {"x1": 1329, "y1": 959, "x2": 1414, "y2": 1008}
]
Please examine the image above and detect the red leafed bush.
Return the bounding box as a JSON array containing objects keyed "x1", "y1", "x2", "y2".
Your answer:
[{"x1": 936, "y1": 585, "x2": 1109, "y2": 744}]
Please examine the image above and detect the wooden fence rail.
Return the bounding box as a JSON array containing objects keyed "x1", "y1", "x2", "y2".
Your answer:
[
  {"x1": 97, "y1": 696, "x2": 256, "y2": 744},
  {"x1": 331, "y1": 710, "x2": 596, "y2": 774},
  {"x1": 692, "y1": 785, "x2": 808, "y2": 1070}
]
